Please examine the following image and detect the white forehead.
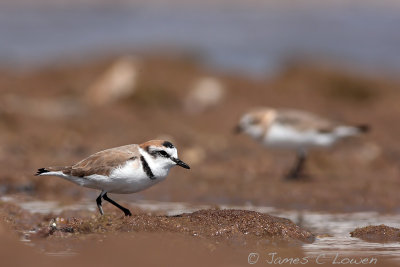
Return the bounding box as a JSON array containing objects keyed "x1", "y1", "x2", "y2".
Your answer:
[
  {"x1": 241, "y1": 113, "x2": 254, "y2": 123},
  {"x1": 240, "y1": 113, "x2": 261, "y2": 126}
]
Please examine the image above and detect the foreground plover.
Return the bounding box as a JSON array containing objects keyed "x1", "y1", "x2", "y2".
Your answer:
[
  {"x1": 236, "y1": 107, "x2": 369, "y2": 179},
  {"x1": 35, "y1": 140, "x2": 190, "y2": 216}
]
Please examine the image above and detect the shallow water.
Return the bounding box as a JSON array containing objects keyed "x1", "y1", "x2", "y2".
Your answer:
[
  {"x1": 1, "y1": 1, "x2": 400, "y2": 76},
  {"x1": 2, "y1": 196, "x2": 400, "y2": 262}
]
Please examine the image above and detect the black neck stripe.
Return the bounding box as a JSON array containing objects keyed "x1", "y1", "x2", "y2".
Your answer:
[{"x1": 140, "y1": 155, "x2": 155, "y2": 180}]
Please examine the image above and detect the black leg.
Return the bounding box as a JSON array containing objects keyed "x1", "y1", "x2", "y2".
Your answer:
[
  {"x1": 103, "y1": 193, "x2": 132, "y2": 216},
  {"x1": 96, "y1": 191, "x2": 104, "y2": 215},
  {"x1": 286, "y1": 150, "x2": 307, "y2": 180}
]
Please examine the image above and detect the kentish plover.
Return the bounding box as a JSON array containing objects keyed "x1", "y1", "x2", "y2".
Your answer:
[
  {"x1": 235, "y1": 107, "x2": 369, "y2": 179},
  {"x1": 35, "y1": 140, "x2": 190, "y2": 216}
]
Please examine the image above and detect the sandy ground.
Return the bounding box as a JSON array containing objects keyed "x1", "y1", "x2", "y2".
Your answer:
[
  {"x1": 0, "y1": 200, "x2": 314, "y2": 266},
  {"x1": 0, "y1": 200, "x2": 395, "y2": 266},
  {"x1": 351, "y1": 225, "x2": 400, "y2": 243}
]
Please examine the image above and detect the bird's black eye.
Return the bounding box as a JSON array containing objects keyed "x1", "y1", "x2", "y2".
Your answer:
[{"x1": 157, "y1": 150, "x2": 169, "y2": 157}]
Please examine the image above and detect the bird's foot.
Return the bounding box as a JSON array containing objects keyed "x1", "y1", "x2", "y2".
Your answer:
[
  {"x1": 123, "y1": 209, "x2": 132, "y2": 216},
  {"x1": 284, "y1": 171, "x2": 310, "y2": 181}
]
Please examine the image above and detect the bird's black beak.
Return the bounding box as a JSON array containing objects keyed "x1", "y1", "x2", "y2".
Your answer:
[
  {"x1": 172, "y1": 157, "x2": 190, "y2": 169},
  {"x1": 234, "y1": 125, "x2": 242, "y2": 134}
]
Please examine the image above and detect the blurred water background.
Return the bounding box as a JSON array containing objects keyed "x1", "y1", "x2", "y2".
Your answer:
[{"x1": 1, "y1": 0, "x2": 400, "y2": 77}]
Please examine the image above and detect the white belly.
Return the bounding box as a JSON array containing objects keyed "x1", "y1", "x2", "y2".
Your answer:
[
  {"x1": 264, "y1": 124, "x2": 337, "y2": 149},
  {"x1": 84, "y1": 173, "x2": 166, "y2": 194},
  {"x1": 52, "y1": 163, "x2": 168, "y2": 194}
]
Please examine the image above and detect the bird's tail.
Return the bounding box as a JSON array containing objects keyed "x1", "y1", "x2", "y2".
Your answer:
[
  {"x1": 35, "y1": 166, "x2": 66, "y2": 176},
  {"x1": 35, "y1": 168, "x2": 50, "y2": 176},
  {"x1": 335, "y1": 124, "x2": 370, "y2": 137},
  {"x1": 355, "y1": 124, "x2": 370, "y2": 133}
]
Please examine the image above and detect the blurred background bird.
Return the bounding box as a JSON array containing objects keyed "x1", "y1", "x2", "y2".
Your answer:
[{"x1": 236, "y1": 107, "x2": 369, "y2": 179}]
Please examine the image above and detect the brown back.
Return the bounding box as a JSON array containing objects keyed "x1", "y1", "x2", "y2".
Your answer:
[{"x1": 49, "y1": 144, "x2": 140, "y2": 177}]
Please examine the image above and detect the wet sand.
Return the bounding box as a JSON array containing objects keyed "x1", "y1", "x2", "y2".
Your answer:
[
  {"x1": 0, "y1": 199, "x2": 313, "y2": 266},
  {"x1": 1, "y1": 196, "x2": 399, "y2": 266},
  {"x1": 42, "y1": 209, "x2": 314, "y2": 243},
  {"x1": 351, "y1": 225, "x2": 400, "y2": 243}
]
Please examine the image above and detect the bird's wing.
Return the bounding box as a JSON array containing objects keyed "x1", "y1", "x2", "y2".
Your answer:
[
  {"x1": 275, "y1": 109, "x2": 339, "y2": 133},
  {"x1": 63, "y1": 144, "x2": 140, "y2": 177}
]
